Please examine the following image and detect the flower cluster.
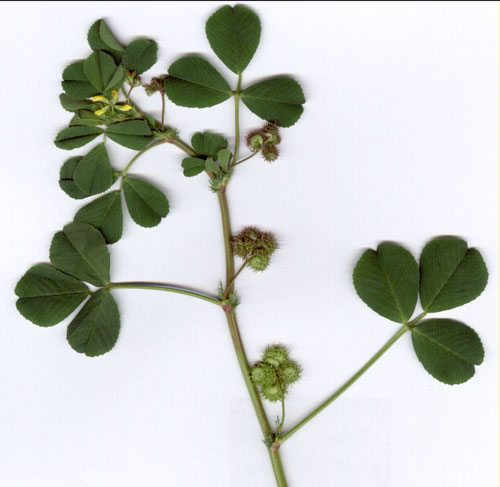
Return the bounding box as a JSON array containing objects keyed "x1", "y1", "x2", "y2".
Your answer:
[
  {"x1": 251, "y1": 345, "x2": 301, "y2": 402},
  {"x1": 245, "y1": 122, "x2": 281, "y2": 162},
  {"x1": 232, "y1": 226, "x2": 277, "y2": 271},
  {"x1": 92, "y1": 90, "x2": 132, "y2": 119}
]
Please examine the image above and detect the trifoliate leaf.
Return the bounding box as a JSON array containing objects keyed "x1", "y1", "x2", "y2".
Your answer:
[
  {"x1": 69, "y1": 110, "x2": 102, "y2": 127},
  {"x1": 73, "y1": 143, "x2": 113, "y2": 196},
  {"x1": 164, "y1": 56, "x2": 231, "y2": 108},
  {"x1": 59, "y1": 157, "x2": 88, "y2": 199},
  {"x1": 411, "y1": 319, "x2": 484, "y2": 385},
  {"x1": 83, "y1": 51, "x2": 125, "y2": 94},
  {"x1": 122, "y1": 39, "x2": 158, "y2": 74},
  {"x1": 59, "y1": 94, "x2": 96, "y2": 112},
  {"x1": 353, "y1": 243, "x2": 419, "y2": 324},
  {"x1": 15, "y1": 264, "x2": 89, "y2": 327},
  {"x1": 241, "y1": 77, "x2": 305, "y2": 127},
  {"x1": 123, "y1": 177, "x2": 169, "y2": 227},
  {"x1": 205, "y1": 5, "x2": 261, "y2": 74},
  {"x1": 191, "y1": 132, "x2": 228, "y2": 158},
  {"x1": 74, "y1": 191, "x2": 123, "y2": 244},
  {"x1": 67, "y1": 289, "x2": 120, "y2": 357},
  {"x1": 54, "y1": 126, "x2": 103, "y2": 150},
  {"x1": 62, "y1": 61, "x2": 99, "y2": 100},
  {"x1": 181, "y1": 157, "x2": 206, "y2": 177},
  {"x1": 217, "y1": 148, "x2": 231, "y2": 171},
  {"x1": 88, "y1": 19, "x2": 124, "y2": 61},
  {"x1": 105, "y1": 120, "x2": 153, "y2": 150},
  {"x1": 419, "y1": 237, "x2": 488, "y2": 313},
  {"x1": 50, "y1": 222, "x2": 110, "y2": 287}
]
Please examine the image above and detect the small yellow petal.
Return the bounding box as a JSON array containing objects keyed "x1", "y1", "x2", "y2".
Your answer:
[
  {"x1": 112, "y1": 90, "x2": 119, "y2": 101},
  {"x1": 94, "y1": 107, "x2": 109, "y2": 117},
  {"x1": 92, "y1": 95, "x2": 108, "y2": 103},
  {"x1": 116, "y1": 104, "x2": 132, "y2": 112}
]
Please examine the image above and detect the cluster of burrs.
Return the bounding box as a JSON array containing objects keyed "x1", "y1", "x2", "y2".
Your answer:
[
  {"x1": 251, "y1": 345, "x2": 301, "y2": 402},
  {"x1": 246, "y1": 122, "x2": 281, "y2": 162},
  {"x1": 232, "y1": 227, "x2": 278, "y2": 271}
]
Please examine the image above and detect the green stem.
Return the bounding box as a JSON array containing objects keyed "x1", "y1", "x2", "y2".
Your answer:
[
  {"x1": 233, "y1": 74, "x2": 242, "y2": 163},
  {"x1": 169, "y1": 137, "x2": 197, "y2": 157},
  {"x1": 160, "y1": 91, "x2": 165, "y2": 130},
  {"x1": 109, "y1": 281, "x2": 221, "y2": 306},
  {"x1": 121, "y1": 139, "x2": 169, "y2": 178},
  {"x1": 277, "y1": 325, "x2": 409, "y2": 445},
  {"x1": 232, "y1": 150, "x2": 258, "y2": 168},
  {"x1": 224, "y1": 260, "x2": 248, "y2": 298},
  {"x1": 217, "y1": 189, "x2": 288, "y2": 487},
  {"x1": 278, "y1": 389, "x2": 286, "y2": 435}
]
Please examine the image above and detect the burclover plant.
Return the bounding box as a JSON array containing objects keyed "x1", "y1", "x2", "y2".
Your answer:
[{"x1": 14, "y1": 6, "x2": 489, "y2": 486}]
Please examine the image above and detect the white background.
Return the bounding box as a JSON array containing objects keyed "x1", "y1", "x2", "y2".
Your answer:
[{"x1": 0, "y1": 2, "x2": 498, "y2": 486}]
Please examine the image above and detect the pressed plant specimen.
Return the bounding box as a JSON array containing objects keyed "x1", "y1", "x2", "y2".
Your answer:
[{"x1": 14, "y1": 5, "x2": 489, "y2": 486}]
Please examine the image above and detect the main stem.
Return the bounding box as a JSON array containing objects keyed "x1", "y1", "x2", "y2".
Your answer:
[
  {"x1": 217, "y1": 188, "x2": 288, "y2": 486},
  {"x1": 277, "y1": 325, "x2": 409, "y2": 444}
]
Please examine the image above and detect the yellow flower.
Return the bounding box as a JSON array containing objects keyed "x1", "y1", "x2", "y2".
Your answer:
[
  {"x1": 94, "y1": 107, "x2": 109, "y2": 117},
  {"x1": 91, "y1": 95, "x2": 109, "y2": 103},
  {"x1": 116, "y1": 104, "x2": 132, "y2": 112}
]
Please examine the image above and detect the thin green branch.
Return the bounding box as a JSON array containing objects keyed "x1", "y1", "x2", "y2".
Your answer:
[
  {"x1": 109, "y1": 281, "x2": 221, "y2": 306},
  {"x1": 276, "y1": 325, "x2": 409, "y2": 445},
  {"x1": 233, "y1": 74, "x2": 242, "y2": 163},
  {"x1": 224, "y1": 260, "x2": 248, "y2": 298},
  {"x1": 232, "y1": 150, "x2": 259, "y2": 168},
  {"x1": 119, "y1": 139, "x2": 170, "y2": 190}
]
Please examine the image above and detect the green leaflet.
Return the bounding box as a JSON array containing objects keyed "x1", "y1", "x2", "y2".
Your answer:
[
  {"x1": 241, "y1": 77, "x2": 305, "y2": 127},
  {"x1": 73, "y1": 143, "x2": 114, "y2": 196},
  {"x1": 69, "y1": 110, "x2": 102, "y2": 127},
  {"x1": 83, "y1": 51, "x2": 125, "y2": 94},
  {"x1": 67, "y1": 289, "x2": 120, "y2": 357},
  {"x1": 122, "y1": 39, "x2": 158, "y2": 74},
  {"x1": 419, "y1": 237, "x2": 488, "y2": 313},
  {"x1": 59, "y1": 157, "x2": 88, "y2": 200},
  {"x1": 50, "y1": 222, "x2": 110, "y2": 287},
  {"x1": 123, "y1": 177, "x2": 169, "y2": 228},
  {"x1": 181, "y1": 157, "x2": 206, "y2": 177},
  {"x1": 105, "y1": 120, "x2": 153, "y2": 150},
  {"x1": 59, "y1": 94, "x2": 96, "y2": 113},
  {"x1": 191, "y1": 132, "x2": 228, "y2": 158},
  {"x1": 54, "y1": 126, "x2": 103, "y2": 150},
  {"x1": 353, "y1": 243, "x2": 419, "y2": 324},
  {"x1": 217, "y1": 149, "x2": 231, "y2": 172},
  {"x1": 15, "y1": 264, "x2": 89, "y2": 327},
  {"x1": 62, "y1": 61, "x2": 99, "y2": 100},
  {"x1": 205, "y1": 157, "x2": 221, "y2": 176},
  {"x1": 164, "y1": 56, "x2": 232, "y2": 108},
  {"x1": 411, "y1": 319, "x2": 484, "y2": 385},
  {"x1": 74, "y1": 191, "x2": 123, "y2": 244},
  {"x1": 205, "y1": 5, "x2": 261, "y2": 74},
  {"x1": 88, "y1": 19, "x2": 124, "y2": 61}
]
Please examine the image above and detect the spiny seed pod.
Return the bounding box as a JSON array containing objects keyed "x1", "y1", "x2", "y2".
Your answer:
[
  {"x1": 279, "y1": 361, "x2": 301, "y2": 385},
  {"x1": 232, "y1": 227, "x2": 278, "y2": 260},
  {"x1": 251, "y1": 363, "x2": 277, "y2": 387},
  {"x1": 246, "y1": 130, "x2": 265, "y2": 151},
  {"x1": 261, "y1": 383, "x2": 286, "y2": 403},
  {"x1": 262, "y1": 122, "x2": 281, "y2": 146},
  {"x1": 261, "y1": 145, "x2": 279, "y2": 163},
  {"x1": 263, "y1": 345, "x2": 288, "y2": 367},
  {"x1": 248, "y1": 255, "x2": 270, "y2": 272}
]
